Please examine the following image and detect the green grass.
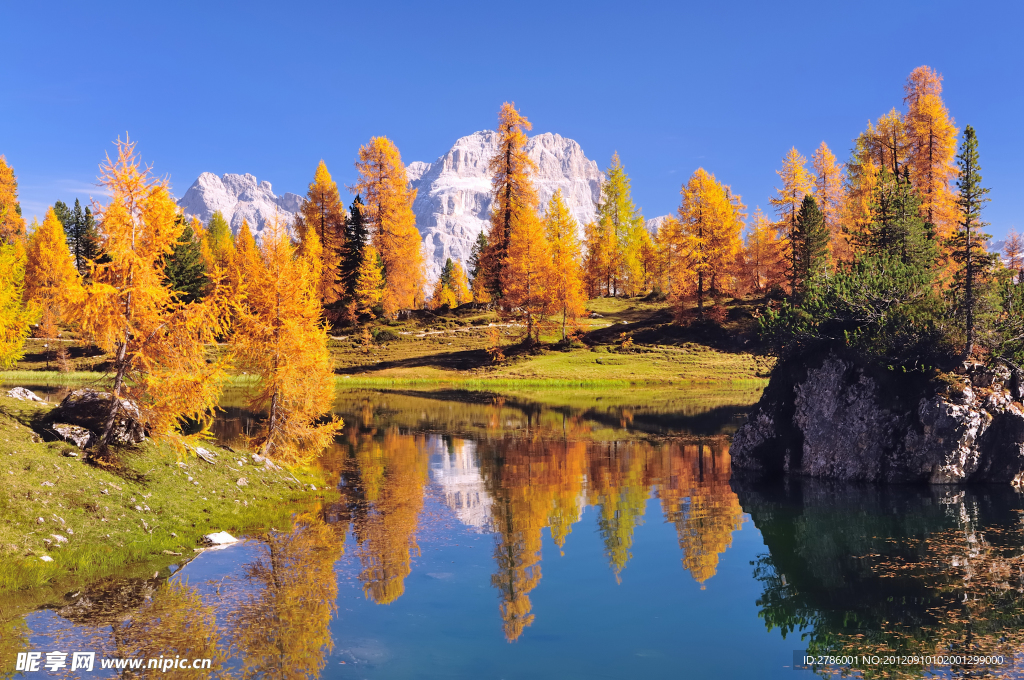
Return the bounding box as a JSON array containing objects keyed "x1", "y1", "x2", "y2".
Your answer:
[
  {"x1": 10, "y1": 297, "x2": 776, "y2": 386},
  {"x1": 0, "y1": 395, "x2": 335, "y2": 604}
]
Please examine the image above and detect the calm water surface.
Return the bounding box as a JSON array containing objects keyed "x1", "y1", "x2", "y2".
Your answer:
[{"x1": 7, "y1": 387, "x2": 1024, "y2": 678}]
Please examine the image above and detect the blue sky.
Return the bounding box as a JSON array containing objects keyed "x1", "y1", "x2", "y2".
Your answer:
[{"x1": 3, "y1": 0, "x2": 1022, "y2": 238}]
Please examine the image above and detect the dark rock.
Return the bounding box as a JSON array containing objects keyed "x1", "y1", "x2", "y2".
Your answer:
[
  {"x1": 732, "y1": 350, "x2": 1024, "y2": 484},
  {"x1": 49, "y1": 389, "x2": 145, "y2": 445}
]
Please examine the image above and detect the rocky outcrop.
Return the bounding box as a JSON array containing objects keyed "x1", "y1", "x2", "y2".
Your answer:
[
  {"x1": 731, "y1": 352, "x2": 1024, "y2": 484},
  {"x1": 409, "y1": 131, "x2": 604, "y2": 282},
  {"x1": 49, "y1": 389, "x2": 145, "y2": 446},
  {"x1": 177, "y1": 172, "x2": 303, "y2": 239}
]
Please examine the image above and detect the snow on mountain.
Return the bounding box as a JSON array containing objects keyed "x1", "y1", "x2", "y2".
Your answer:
[
  {"x1": 177, "y1": 131, "x2": 605, "y2": 283},
  {"x1": 177, "y1": 172, "x2": 303, "y2": 237},
  {"x1": 645, "y1": 215, "x2": 672, "y2": 235},
  {"x1": 409, "y1": 130, "x2": 604, "y2": 282}
]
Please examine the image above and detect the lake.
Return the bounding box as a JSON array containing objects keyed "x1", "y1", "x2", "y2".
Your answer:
[{"x1": 6, "y1": 386, "x2": 1024, "y2": 678}]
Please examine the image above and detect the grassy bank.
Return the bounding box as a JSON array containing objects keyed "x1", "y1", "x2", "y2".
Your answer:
[
  {"x1": 0, "y1": 394, "x2": 335, "y2": 601},
  {"x1": 10, "y1": 297, "x2": 774, "y2": 386}
]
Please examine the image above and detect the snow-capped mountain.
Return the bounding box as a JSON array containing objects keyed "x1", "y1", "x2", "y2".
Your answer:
[
  {"x1": 177, "y1": 172, "x2": 303, "y2": 237},
  {"x1": 408, "y1": 130, "x2": 604, "y2": 281},
  {"x1": 177, "y1": 130, "x2": 606, "y2": 282}
]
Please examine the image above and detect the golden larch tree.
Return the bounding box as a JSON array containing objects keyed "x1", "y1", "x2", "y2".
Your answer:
[
  {"x1": 0, "y1": 156, "x2": 26, "y2": 245},
  {"x1": 202, "y1": 210, "x2": 235, "y2": 272},
  {"x1": 1004, "y1": 228, "x2": 1023, "y2": 280},
  {"x1": 583, "y1": 219, "x2": 612, "y2": 297},
  {"x1": 844, "y1": 130, "x2": 881, "y2": 249},
  {"x1": 294, "y1": 161, "x2": 347, "y2": 307},
  {"x1": 354, "y1": 245, "x2": 385, "y2": 317},
  {"x1": 743, "y1": 207, "x2": 784, "y2": 293},
  {"x1": 353, "y1": 137, "x2": 424, "y2": 317},
  {"x1": 871, "y1": 108, "x2": 909, "y2": 176},
  {"x1": 25, "y1": 207, "x2": 82, "y2": 323},
  {"x1": 769, "y1": 148, "x2": 815, "y2": 294},
  {"x1": 70, "y1": 138, "x2": 233, "y2": 454},
  {"x1": 811, "y1": 142, "x2": 849, "y2": 264},
  {"x1": 597, "y1": 153, "x2": 646, "y2": 295},
  {"x1": 544, "y1": 189, "x2": 586, "y2": 339},
  {"x1": 653, "y1": 216, "x2": 683, "y2": 296},
  {"x1": 503, "y1": 208, "x2": 553, "y2": 342},
  {"x1": 230, "y1": 219, "x2": 259, "y2": 292},
  {"x1": 231, "y1": 214, "x2": 342, "y2": 464},
  {"x1": 904, "y1": 65, "x2": 959, "y2": 242},
  {"x1": 0, "y1": 244, "x2": 36, "y2": 368},
  {"x1": 450, "y1": 260, "x2": 471, "y2": 305},
  {"x1": 673, "y1": 169, "x2": 745, "y2": 315},
  {"x1": 480, "y1": 102, "x2": 539, "y2": 302}
]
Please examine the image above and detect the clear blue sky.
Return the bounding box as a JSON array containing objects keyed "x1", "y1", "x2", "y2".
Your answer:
[{"x1": 3, "y1": 0, "x2": 1022, "y2": 239}]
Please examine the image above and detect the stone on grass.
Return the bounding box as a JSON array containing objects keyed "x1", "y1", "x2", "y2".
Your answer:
[
  {"x1": 39, "y1": 555, "x2": 53, "y2": 562},
  {"x1": 236, "y1": 477, "x2": 248, "y2": 487},
  {"x1": 51, "y1": 423, "x2": 93, "y2": 449}
]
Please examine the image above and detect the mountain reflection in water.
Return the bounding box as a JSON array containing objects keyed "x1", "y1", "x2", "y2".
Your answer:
[{"x1": 10, "y1": 387, "x2": 1024, "y2": 678}]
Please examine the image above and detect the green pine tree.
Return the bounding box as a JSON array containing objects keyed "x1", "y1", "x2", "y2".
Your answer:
[
  {"x1": 863, "y1": 167, "x2": 937, "y2": 270},
  {"x1": 164, "y1": 217, "x2": 209, "y2": 303},
  {"x1": 947, "y1": 125, "x2": 997, "y2": 359},
  {"x1": 468, "y1": 231, "x2": 488, "y2": 282},
  {"x1": 792, "y1": 195, "x2": 829, "y2": 298},
  {"x1": 339, "y1": 194, "x2": 368, "y2": 303},
  {"x1": 56, "y1": 198, "x2": 101, "y2": 276},
  {"x1": 439, "y1": 257, "x2": 455, "y2": 289}
]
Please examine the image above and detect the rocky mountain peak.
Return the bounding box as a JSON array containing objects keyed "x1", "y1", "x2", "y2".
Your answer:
[
  {"x1": 177, "y1": 172, "x2": 303, "y2": 236},
  {"x1": 410, "y1": 130, "x2": 604, "y2": 282}
]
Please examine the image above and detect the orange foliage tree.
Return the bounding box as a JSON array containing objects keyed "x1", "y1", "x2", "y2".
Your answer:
[
  {"x1": 904, "y1": 65, "x2": 959, "y2": 242},
  {"x1": 0, "y1": 244, "x2": 35, "y2": 368},
  {"x1": 70, "y1": 138, "x2": 233, "y2": 454},
  {"x1": 769, "y1": 148, "x2": 814, "y2": 295},
  {"x1": 743, "y1": 207, "x2": 784, "y2": 293},
  {"x1": 503, "y1": 207, "x2": 553, "y2": 341},
  {"x1": 545, "y1": 189, "x2": 586, "y2": 339},
  {"x1": 354, "y1": 245, "x2": 385, "y2": 317},
  {"x1": 480, "y1": 102, "x2": 539, "y2": 302},
  {"x1": 354, "y1": 137, "x2": 424, "y2": 317},
  {"x1": 231, "y1": 214, "x2": 342, "y2": 463},
  {"x1": 811, "y1": 142, "x2": 848, "y2": 264},
  {"x1": 1004, "y1": 228, "x2": 1023, "y2": 281},
  {"x1": 671, "y1": 168, "x2": 745, "y2": 315},
  {"x1": 25, "y1": 207, "x2": 82, "y2": 323},
  {"x1": 294, "y1": 161, "x2": 347, "y2": 308},
  {"x1": 0, "y1": 156, "x2": 26, "y2": 245}
]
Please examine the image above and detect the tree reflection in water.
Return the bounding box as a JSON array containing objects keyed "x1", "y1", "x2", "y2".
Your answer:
[
  {"x1": 333, "y1": 406, "x2": 745, "y2": 641},
  {"x1": 740, "y1": 481, "x2": 1024, "y2": 678},
  {"x1": 228, "y1": 513, "x2": 345, "y2": 679}
]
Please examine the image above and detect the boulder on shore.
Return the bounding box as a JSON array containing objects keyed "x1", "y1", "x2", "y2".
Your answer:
[
  {"x1": 731, "y1": 350, "x2": 1024, "y2": 484},
  {"x1": 7, "y1": 387, "x2": 44, "y2": 402},
  {"x1": 49, "y1": 389, "x2": 145, "y2": 446}
]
